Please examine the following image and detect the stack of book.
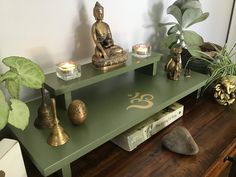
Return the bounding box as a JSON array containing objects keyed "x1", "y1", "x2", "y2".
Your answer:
[{"x1": 112, "y1": 102, "x2": 184, "y2": 151}]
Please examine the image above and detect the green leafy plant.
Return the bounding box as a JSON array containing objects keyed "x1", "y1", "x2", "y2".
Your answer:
[
  {"x1": 186, "y1": 43, "x2": 236, "y2": 92},
  {"x1": 160, "y1": 0, "x2": 209, "y2": 52},
  {"x1": 0, "y1": 56, "x2": 45, "y2": 130}
]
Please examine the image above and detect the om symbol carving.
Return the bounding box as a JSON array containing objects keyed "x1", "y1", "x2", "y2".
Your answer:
[{"x1": 126, "y1": 92, "x2": 154, "y2": 110}]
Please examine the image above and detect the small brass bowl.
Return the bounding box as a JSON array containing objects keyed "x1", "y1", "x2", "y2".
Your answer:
[{"x1": 68, "y1": 100, "x2": 87, "y2": 125}]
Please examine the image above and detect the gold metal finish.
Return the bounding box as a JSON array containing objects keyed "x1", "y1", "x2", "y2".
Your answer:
[
  {"x1": 126, "y1": 92, "x2": 154, "y2": 110},
  {"x1": 213, "y1": 76, "x2": 236, "y2": 106},
  {"x1": 0, "y1": 170, "x2": 5, "y2": 177},
  {"x1": 47, "y1": 98, "x2": 69, "y2": 147},
  {"x1": 165, "y1": 47, "x2": 182, "y2": 81},
  {"x1": 34, "y1": 85, "x2": 54, "y2": 129},
  {"x1": 68, "y1": 99, "x2": 88, "y2": 125},
  {"x1": 91, "y1": 2, "x2": 127, "y2": 69}
]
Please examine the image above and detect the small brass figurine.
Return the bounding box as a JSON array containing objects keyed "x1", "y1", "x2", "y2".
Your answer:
[
  {"x1": 0, "y1": 170, "x2": 5, "y2": 177},
  {"x1": 165, "y1": 47, "x2": 182, "y2": 80},
  {"x1": 47, "y1": 98, "x2": 69, "y2": 147},
  {"x1": 213, "y1": 76, "x2": 236, "y2": 106},
  {"x1": 68, "y1": 99, "x2": 87, "y2": 125},
  {"x1": 91, "y1": 2, "x2": 128, "y2": 70},
  {"x1": 34, "y1": 85, "x2": 54, "y2": 129}
]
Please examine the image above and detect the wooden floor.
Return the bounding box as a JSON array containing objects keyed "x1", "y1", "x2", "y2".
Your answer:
[{"x1": 24, "y1": 93, "x2": 236, "y2": 177}]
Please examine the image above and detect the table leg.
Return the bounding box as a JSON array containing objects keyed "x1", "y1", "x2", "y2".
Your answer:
[
  {"x1": 61, "y1": 164, "x2": 72, "y2": 177},
  {"x1": 135, "y1": 62, "x2": 157, "y2": 76},
  {"x1": 64, "y1": 92, "x2": 72, "y2": 109},
  {"x1": 152, "y1": 62, "x2": 157, "y2": 76},
  {"x1": 196, "y1": 88, "x2": 202, "y2": 100}
]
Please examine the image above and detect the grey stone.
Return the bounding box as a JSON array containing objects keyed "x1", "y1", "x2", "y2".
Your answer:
[{"x1": 162, "y1": 126, "x2": 199, "y2": 155}]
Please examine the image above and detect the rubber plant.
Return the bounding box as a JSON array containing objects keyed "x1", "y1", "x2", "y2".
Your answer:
[
  {"x1": 159, "y1": 0, "x2": 209, "y2": 53},
  {"x1": 0, "y1": 56, "x2": 45, "y2": 130}
]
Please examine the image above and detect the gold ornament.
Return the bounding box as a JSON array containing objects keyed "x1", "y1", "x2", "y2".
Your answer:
[{"x1": 68, "y1": 100, "x2": 87, "y2": 125}]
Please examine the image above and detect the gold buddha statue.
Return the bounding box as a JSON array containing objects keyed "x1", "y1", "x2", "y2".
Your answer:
[{"x1": 91, "y1": 2, "x2": 128, "y2": 70}]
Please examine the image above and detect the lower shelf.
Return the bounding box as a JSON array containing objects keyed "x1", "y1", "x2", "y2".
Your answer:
[{"x1": 9, "y1": 70, "x2": 208, "y2": 177}]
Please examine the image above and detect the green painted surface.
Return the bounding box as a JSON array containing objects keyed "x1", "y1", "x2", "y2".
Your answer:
[
  {"x1": 9, "y1": 70, "x2": 208, "y2": 177},
  {"x1": 44, "y1": 53, "x2": 162, "y2": 96}
]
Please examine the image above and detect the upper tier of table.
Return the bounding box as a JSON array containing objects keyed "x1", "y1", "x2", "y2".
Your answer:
[{"x1": 44, "y1": 52, "x2": 162, "y2": 96}]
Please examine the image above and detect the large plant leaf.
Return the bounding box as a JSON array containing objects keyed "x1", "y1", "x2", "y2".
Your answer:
[
  {"x1": 183, "y1": 30, "x2": 203, "y2": 47},
  {"x1": 174, "y1": 0, "x2": 199, "y2": 11},
  {"x1": 2, "y1": 56, "x2": 45, "y2": 89},
  {"x1": 0, "y1": 70, "x2": 17, "y2": 83},
  {"x1": 0, "y1": 90, "x2": 9, "y2": 130},
  {"x1": 159, "y1": 22, "x2": 177, "y2": 27},
  {"x1": 186, "y1": 12, "x2": 209, "y2": 28},
  {"x1": 182, "y1": 1, "x2": 201, "y2": 11},
  {"x1": 182, "y1": 8, "x2": 202, "y2": 28},
  {"x1": 167, "y1": 24, "x2": 181, "y2": 35},
  {"x1": 167, "y1": 5, "x2": 182, "y2": 24},
  {"x1": 5, "y1": 79, "x2": 20, "y2": 99},
  {"x1": 8, "y1": 99, "x2": 29, "y2": 130},
  {"x1": 161, "y1": 33, "x2": 179, "y2": 49}
]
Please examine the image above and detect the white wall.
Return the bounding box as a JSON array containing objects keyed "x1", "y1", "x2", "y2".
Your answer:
[
  {"x1": 227, "y1": 1, "x2": 236, "y2": 50},
  {"x1": 0, "y1": 0, "x2": 234, "y2": 100}
]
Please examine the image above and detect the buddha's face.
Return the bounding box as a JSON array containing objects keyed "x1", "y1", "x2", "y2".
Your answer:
[{"x1": 94, "y1": 8, "x2": 104, "y2": 21}]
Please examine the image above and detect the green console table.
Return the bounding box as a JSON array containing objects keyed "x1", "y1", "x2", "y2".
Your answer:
[
  {"x1": 9, "y1": 60, "x2": 208, "y2": 177},
  {"x1": 44, "y1": 53, "x2": 161, "y2": 109}
]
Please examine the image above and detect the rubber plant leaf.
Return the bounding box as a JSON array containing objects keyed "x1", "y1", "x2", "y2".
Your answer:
[
  {"x1": 167, "y1": 5, "x2": 182, "y2": 24},
  {"x1": 182, "y1": 8, "x2": 203, "y2": 28},
  {"x1": 2, "y1": 56, "x2": 45, "y2": 89},
  {"x1": 174, "y1": 0, "x2": 199, "y2": 11},
  {"x1": 181, "y1": 1, "x2": 201, "y2": 11},
  {"x1": 0, "y1": 70, "x2": 17, "y2": 83},
  {"x1": 5, "y1": 79, "x2": 20, "y2": 99},
  {"x1": 167, "y1": 24, "x2": 180, "y2": 35},
  {"x1": 0, "y1": 90, "x2": 9, "y2": 130},
  {"x1": 183, "y1": 30, "x2": 203, "y2": 47},
  {"x1": 159, "y1": 22, "x2": 177, "y2": 27},
  {"x1": 161, "y1": 33, "x2": 178, "y2": 49},
  {"x1": 8, "y1": 99, "x2": 29, "y2": 130},
  {"x1": 186, "y1": 12, "x2": 209, "y2": 28}
]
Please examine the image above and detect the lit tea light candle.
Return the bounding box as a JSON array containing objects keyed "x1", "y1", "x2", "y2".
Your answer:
[
  {"x1": 56, "y1": 61, "x2": 81, "y2": 81},
  {"x1": 58, "y1": 62, "x2": 76, "y2": 73},
  {"x1": 132, "y1": 44, "x2": 151, "y2": 58}
]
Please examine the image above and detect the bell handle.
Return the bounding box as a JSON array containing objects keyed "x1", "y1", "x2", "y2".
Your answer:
[{"x1": 51, "y1": 98, "x2": 59, "y2": 124}]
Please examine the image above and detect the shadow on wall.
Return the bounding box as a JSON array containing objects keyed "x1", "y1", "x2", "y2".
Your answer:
[
  {"x1": 147, "y1": 2, "x2": 166, "y2": 53},
  {"x1": 146, "y1": 1, "x2": 169, "y2": 72},
  {"x1": 71, "y1": 3, "x2": 94, "y2": 60},
  {"x1": 28, "y1": 47, "x2": 54, "y2": 73}
]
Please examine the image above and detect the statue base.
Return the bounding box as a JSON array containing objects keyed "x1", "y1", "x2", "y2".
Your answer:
[{"x1": 92, "y1": 52, "x2": 128, "y2": 71}]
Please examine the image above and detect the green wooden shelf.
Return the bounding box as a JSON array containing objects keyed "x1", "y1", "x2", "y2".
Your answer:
[
  {"x1": 44, "y1": 52, "x2": 162, "y2": 109},
  {"x1": 9, "y1": 70, "x2": 208, "y2": 177}
]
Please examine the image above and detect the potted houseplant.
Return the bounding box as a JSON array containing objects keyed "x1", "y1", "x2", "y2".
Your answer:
[
  {"x1": 159, "y1": 0, "x2": 214, "y2": 74},
  {"x1": 159, "y1": 0, "x2": 209, "y2": 52},
  {"x1": 188, "y1": 43, "x2": 236, "y2": 105},
  {"x1": 0, "y1": 56, "x2": 45, "y2": 130}
]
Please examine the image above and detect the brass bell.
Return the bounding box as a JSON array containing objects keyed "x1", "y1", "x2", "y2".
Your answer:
[
  {"x1": 34, "y1": 85, "x2": 54, "y2": 129},
  {"x1": 47, "y1": 98, "x2": 69, "y2": 147}
]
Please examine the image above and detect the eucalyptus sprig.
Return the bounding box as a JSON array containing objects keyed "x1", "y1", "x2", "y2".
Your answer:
[{"x1": 0, "y1": 56, "x2": 45, "y2": 130}]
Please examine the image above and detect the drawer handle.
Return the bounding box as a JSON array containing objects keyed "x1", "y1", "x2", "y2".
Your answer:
[{"x1": 224, "y1": 156, "x2": 236, "y2": 162}]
